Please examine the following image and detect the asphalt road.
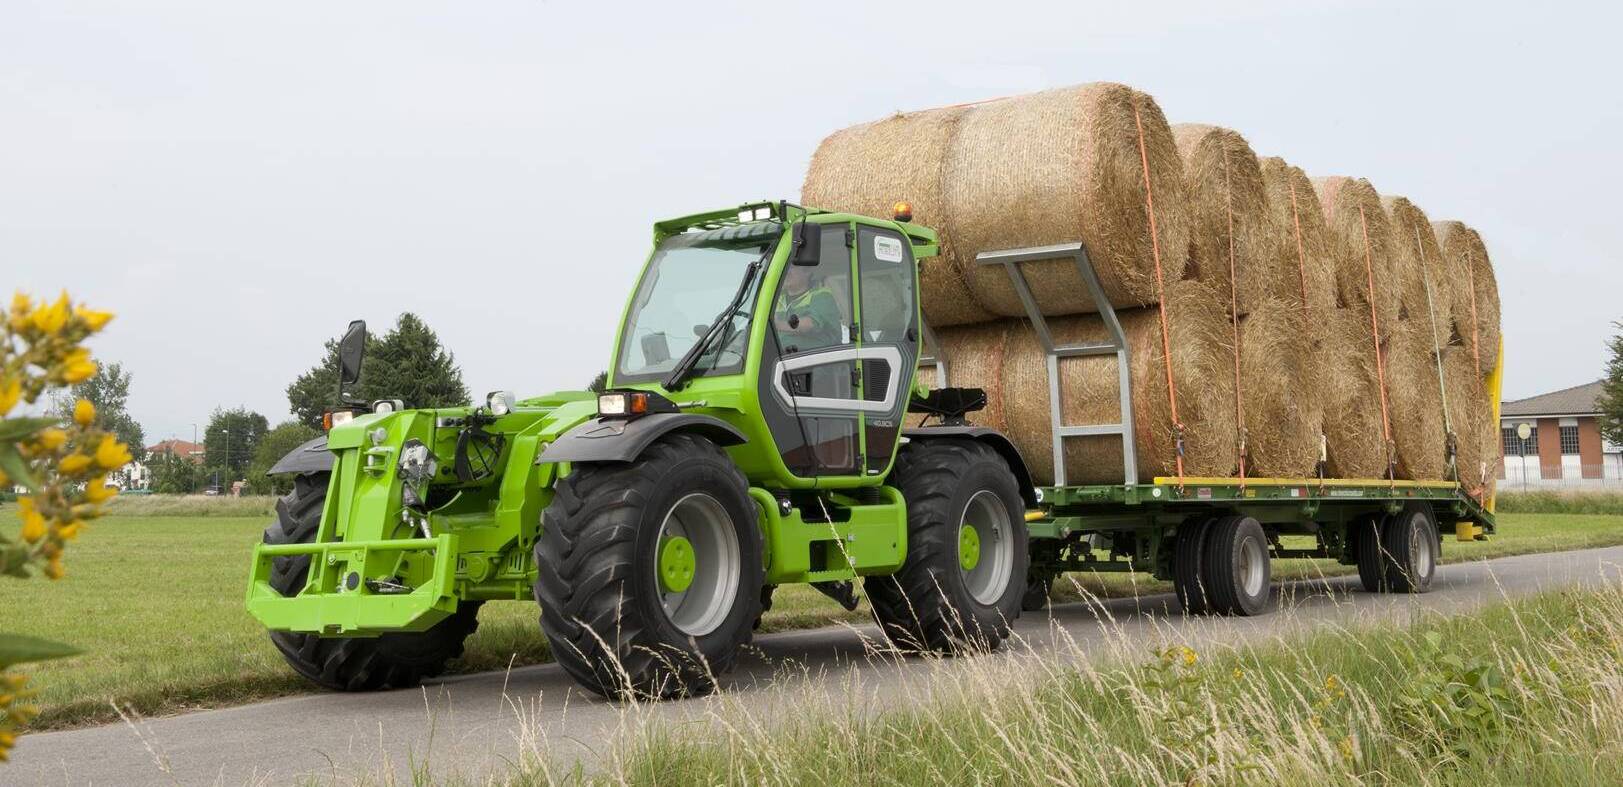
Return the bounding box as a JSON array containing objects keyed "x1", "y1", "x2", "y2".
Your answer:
[{"x1": 12, "y1": 545, "x2": 1623, "y2": 786}]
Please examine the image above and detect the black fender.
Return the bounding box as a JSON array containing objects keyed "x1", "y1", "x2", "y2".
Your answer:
[
  {"x1": 266, "y1": 435, "x2": 334, "y2": 476},
  {"x1": 537, "y1": 413, "x2": 747, "y2": 465},
  {"x1": 902, "y1": 426, "x2": 1039, "y2": 508}
]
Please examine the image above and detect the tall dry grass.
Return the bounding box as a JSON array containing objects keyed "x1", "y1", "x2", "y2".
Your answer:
[{"x1": 503, "y1": 581, "x2": 1623, "y2": 786}]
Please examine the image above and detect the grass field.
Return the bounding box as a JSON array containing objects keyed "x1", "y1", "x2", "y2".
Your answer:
[
  {"x1": 2, "y1": 506, "x2": 1622, "y2": 734},
  {"x1": 565, "y1": 582, "x2": 1623, "y2": 786}
]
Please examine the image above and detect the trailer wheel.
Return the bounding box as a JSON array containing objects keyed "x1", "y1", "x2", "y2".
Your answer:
[
  {"x1": 1020, "y1": 573, "x2": 1053, "y2": 612},
  {"x1": 866, "y1": 439, "x2": 1029, "y2": 653},
  {"x1": 1200, "y1": 515, "x2": 1272, "y2": 616},
  {"x1": 264, "y1": 472, "x2": 482, "y2": 691},
  {"x1": 1381, "y1": 503, "x2": 1439, "y2": 593},
  {"x1": 534, "y1": 433, "x2": 763, "y2": 700},
  {"x1": 1172, "y1": 517, "x2": 1213, "y2": 615},
  {"x1": 1353, "y1": 513, "x2": 1388, "y2": 592}
]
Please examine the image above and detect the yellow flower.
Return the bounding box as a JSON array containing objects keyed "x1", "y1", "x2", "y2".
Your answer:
[
  {"x1": 61, "y1": 349, "x2": 97, "y2": 384},
  {"x1": 56, "y1": 521, "x2": 80, "y2": 540},
  {"x1": 10, "y1": 291, "x2": 30, "y2": 315},
  {"x1": 1232, "y1": 668, "x2": 1245, "y2": 680},
  {"x1": 83, "y1": 476, "x2": 118, "y2": 503},
  {"x1": 1181, "y1": 647, "x2": 1197, "y2": 667},
  {"x1": 59, "y1": 454, "x2": 92, "y2": 474},
  {"x1": 31, "y1": 293, "x2": 69, "y2": 335},
  {"x1": 74, "y1": 398, "x2": 96, "y2": 426},
  {"x1": 0, "y1": 378, "x2": 20, "y2": 416},
  {"x1": 95, "y1": 435, "x2": 132, "y2": 469},
  {"x1": 20, "y1": 508, "x2": 47, "y2": 542},
  {"x1": 36, "y1": 427, "x2": 67, "y2": 452},
  {"x1": 1338, "y1": 736, "x2": 1355, "y2": 761},
  {"x1": 43, "y1": 557, "x2": 64, "y2": 580},
  {"x1": 73, "y1": 305, "x2": 114, "y2": 332}
]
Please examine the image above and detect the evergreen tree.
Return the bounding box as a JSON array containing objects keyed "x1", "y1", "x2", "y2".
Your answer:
[
  {"x1": 286, "y1": 313, "x2": 468, "y2": 428},
  {"x1": 1599, "y1": 322, "x2": 1623, "y2": 447}
]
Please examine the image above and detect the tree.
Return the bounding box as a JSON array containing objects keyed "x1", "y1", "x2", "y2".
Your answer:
[
  {"x1": 50, "y1": 362, "x2": 146, "y2": 466},
  {"x1": 286, "y1": 313, "x2": 470, "y2": 429},
  {"x1": 148, "y1": 450, "x2": 202, "y2": 494},
  {"x1": 1599, "y1": 322, "x2": 1623, "y2": 447},
  {"x1": 588, "y1": 371, "x2": 607, "y2": 393},
  {"x1": 202, "y1": 408, "x2": 268, "y2": 488},
  {"x1": 246, "y1": 421, "x2": 322, "y2": 495}
]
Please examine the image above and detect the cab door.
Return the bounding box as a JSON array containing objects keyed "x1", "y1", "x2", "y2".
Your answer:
[
  {"x1": 759, "y1": 222, "x2": 919, "y2": 480},
  {"x1": 760, "y1": 223, "x2": 863, "y2": 478}
]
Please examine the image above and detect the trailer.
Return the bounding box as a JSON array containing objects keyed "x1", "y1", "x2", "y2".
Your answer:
[
  {"x1": 924, "y1": 241, "x2": 1498, "y2": 615},
  {"x1": 246, "y1": 201, "x2": 1497, "y2": 701}
]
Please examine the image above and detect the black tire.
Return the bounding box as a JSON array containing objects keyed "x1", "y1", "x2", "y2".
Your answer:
[
  {"x1": 264, "y1": 472, "x2": 482, "y2": 691},
  {"x1": 1353, "y1": 513, "x2": 1388, "y2": 593},
  {"x1": 1172, "y1": 517, "x2": 1213, "y2": 615},
  {"x1": 866, "y1": 439, "x2": 1029, "y2": 653},
  {"x1": 533, "y1": 433, "x2": 763, "y2": 700},
  {"x1": 1380, "y1": 503, "x2": 1439, "y2": 593},
  {"x1": 1200, "y1": 515, "x2": 1271, "y2": 616},
  {"x1": 1020, "y1": 573, "x2": 1053, "y2": 612}
]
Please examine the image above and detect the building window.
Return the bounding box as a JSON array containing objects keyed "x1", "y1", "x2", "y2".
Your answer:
[
  {"x1": 1502, "y1": 426, "x2": 1537, "y2": 456},
  {"x1": 1560, "y1": 425, "x2": 1580, "y2": 455}
]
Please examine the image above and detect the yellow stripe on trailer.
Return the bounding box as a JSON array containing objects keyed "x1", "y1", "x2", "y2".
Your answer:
[
  {"x1": 1150, "y1": 476, "x2": 1461, "y2": 490},
  {"x1": 1485, "y1": 337, "x2": 1505, "y2": 514}
]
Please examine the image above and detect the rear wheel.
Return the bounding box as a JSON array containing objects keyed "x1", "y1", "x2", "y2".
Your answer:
[
  {"x1": 264, "y1": 472, "x2": 481, "y2": 691},
  {"x1": 1172, "y1": 517, "x2": 1213, "y2": 615},
  {"x1": 1353, "y1": 513, "x2": 1387, "y2": 592},
  {"x1": 534, "y1": 433, "x2": 763, "y2": 700},
  {"x1": 1381, "y1": 503, "x2": 1439, "y2": 593},
  {"x1": 867, "y1": 439, "x2": 1028, "y2": 653},
  {"x1": 1200, "y1": 515, "x2": 1271, "y2": 616}
]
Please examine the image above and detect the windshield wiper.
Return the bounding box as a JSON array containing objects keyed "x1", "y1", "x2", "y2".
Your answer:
[{"x1": 662, "y1": 256, "x2": 763, "y2": 391}]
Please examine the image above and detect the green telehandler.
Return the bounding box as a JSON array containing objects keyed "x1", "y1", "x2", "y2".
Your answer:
[
  {"x1": 249, "y1": 199, "x2": 1497, "y2": 700},
  {"x1": 249, "y1": 201, "x2": 1037, "y2": 699}
]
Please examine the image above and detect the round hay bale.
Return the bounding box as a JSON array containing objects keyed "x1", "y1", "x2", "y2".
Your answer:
[
  {"x1": 942, "y1": 83, "x2": 1191, "y2": 318},
  {"x1": 1442, "y1": 345, "x2": 1498, "y2": 499},
  {"x1": 1433, "y1": 221, "x2": 1502, "y2": 376},
  {"x1": 1312, "y1": 176, "x2": 1400, "y2": 329},
  {"x1": 1386, "y1": 320, "x2": 1448, "y2": 480},
  {"x1": 1001, "y1": 279, "x2": 1235, "y2": 486},
  {"x1": 801, "y1": 106, "x2": 995, "y2": 327},
  {"x1": 1171, "y1": 124, "x2": 1271, "y2": 317},
  {"x1": 916, "y1": 321, "x2": 1014, "y2": 431},
  {"x1": 1236, "y1": 297, "x2": 1321, "y2": 476},
  {"x1": 1258, "y1": 157, "x2": 1336, "y2": 313},
  {"x1": 1322, "y1": 309, "x2": 1392, "y2": 478},
  {"x1": 1381, "y1": 195, "x2": 1452, "y2": 328}
]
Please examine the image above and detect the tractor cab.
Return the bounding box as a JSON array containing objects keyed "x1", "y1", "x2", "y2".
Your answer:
[{"x1": 606, "y1": 201, "x2": 938, "y2": 488}]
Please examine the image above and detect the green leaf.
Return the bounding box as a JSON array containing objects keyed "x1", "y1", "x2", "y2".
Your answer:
[
  {"x1": 0, "y1": 633, "x2": 80, "y2": 668},
  {"x1": 0, "y1": 416, "x2": 59, "y2": 442},
  {"x1": 0, "y1": 442, "x2": 37, "y2": 488}
]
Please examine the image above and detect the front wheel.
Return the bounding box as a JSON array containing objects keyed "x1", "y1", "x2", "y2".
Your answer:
[
  {"x1": 533, "y1": 433, "x2": 764, "y2": 700},
  {"x1": 264, "y1": 472, "x2": 482, "y2": 691},
  {"x1": 867, "y1": 439, "x2": 1029, "y2": 653}
]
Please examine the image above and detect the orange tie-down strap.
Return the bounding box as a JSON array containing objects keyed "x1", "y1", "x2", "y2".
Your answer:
[
  {"x1": 1358, "y1": 206, "x2": 1396, "y2": 485},
  {"x1": 1133, "y1": 104, "x2": 1185, "y2": 487}
]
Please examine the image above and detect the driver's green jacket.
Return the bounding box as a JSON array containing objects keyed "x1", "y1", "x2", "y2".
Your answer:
[{"x1": 774, "y1": 286, "x2": 843, "y2": 351}]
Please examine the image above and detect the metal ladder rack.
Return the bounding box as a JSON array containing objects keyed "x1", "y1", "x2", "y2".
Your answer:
[{"x1": 920, "y1": 242, "x2": 1136, "y2": 486}]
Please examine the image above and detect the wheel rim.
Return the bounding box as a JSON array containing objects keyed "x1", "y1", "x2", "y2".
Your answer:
[
  {"x1": 654, "y1": 492, "x2": 740, "y2": 637},
  {"x1": 960, "y1": 490, "x2": 1012, "y2": 605},
  {"x1": 1238, "y1": 533, "x2": 1266, "y2": 597},
  {"x1": 1410, "y1": 516, "x2": 1434, "y2": 579}
]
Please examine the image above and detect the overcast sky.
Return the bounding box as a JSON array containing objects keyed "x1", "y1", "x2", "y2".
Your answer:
[{"x1": 4, "y1": 1, "x2": 1618, "y2": 444}]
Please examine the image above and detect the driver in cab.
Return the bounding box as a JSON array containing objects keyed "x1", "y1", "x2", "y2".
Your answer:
[{"x1": 772, "y1": 264, "x2": 843, "y2": 352}]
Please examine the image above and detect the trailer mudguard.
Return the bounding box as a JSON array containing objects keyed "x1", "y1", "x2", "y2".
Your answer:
[
  {"x1": 903, "y1": 426, "x2": 1039, "y2": 507},
  {"x1": 537, "y1": 413, "x2": 746, "y2": 464},
  {"x1": 265, "y1": 435, "x2": 334, "y2": 476}
]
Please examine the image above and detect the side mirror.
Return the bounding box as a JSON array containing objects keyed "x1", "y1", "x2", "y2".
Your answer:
[
  {"x1": 337, "y1": 320, "x2": 366, "y2": 392},
  {"x1": 790, "y1": 221, "x2": 821, "y2": 266}
]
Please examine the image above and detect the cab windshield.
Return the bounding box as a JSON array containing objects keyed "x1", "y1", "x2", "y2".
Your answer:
[{"x1": 613, "y1": 223, "x2": 779, "y2": 384}]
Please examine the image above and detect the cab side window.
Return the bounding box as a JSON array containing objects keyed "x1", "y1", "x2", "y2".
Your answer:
[{"x1": 772, "y1": 226, "x2": 851, "y2": 356}]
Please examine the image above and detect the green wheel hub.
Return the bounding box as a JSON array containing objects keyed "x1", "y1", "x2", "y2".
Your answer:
[
  {"x1": 658, "y1": 535, "x2": 696, "y2": 594},
  {"x1": 958, "y1": 524, "x2": 981, "y2": 571}
]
